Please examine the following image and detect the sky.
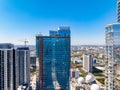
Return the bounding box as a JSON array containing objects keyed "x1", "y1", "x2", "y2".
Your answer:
[{"x1": 0, "y1": 0, "x2": 117, "y2": 45}]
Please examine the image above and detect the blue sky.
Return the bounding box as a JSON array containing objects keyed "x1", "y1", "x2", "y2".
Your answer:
[{"x1": 0, "y1": 0, "x2": 116, "y2": 45}]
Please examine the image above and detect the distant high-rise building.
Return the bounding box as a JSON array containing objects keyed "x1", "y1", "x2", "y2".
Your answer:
[
  {"x1": 30, "y1": 49, "x2": 36, "y2": 68},
  {"x1": 16, "y1": 47, "x2": 30, "y2": 89},
  {"x1": 0, "y1": 43, "x2": 15, "y2": 90},
  {"x1": 83, "y1": 54, "x2": 93, "y2": 72},
  {"x1": 36, "y1": 26, "x2": 70, "y2": 90},
  {"x1": 117, "y1": 0, "x2": 120, "y2": 22},
  {"x1": 105, "y1": 23, "x2": 120, "y2": 90}
]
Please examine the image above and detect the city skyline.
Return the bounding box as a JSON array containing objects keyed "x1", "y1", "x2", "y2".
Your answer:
[{"x1": 0, "y1": 0, "x2": 116, "y2": 45}]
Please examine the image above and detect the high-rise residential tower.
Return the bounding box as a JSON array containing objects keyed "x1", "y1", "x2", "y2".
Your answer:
[
  {"x1": 105, "y1": 0, "x2": 120, "y2": 90},
  {"x1": 105, "y1": 23, "x2": 120, "y2": 90},
  {"x1": 83, "y1": 54, "x2": 93, "y2": 72},
  {"x1": 16, "y1": 47, "x2": 30, "y2": 89},
  {"x1": 117, "y1": 0, "x2": 120, "y2": 22},
  {"x1": 0, "y1": 43, "x2": 15, "y2": 90},
  {"x1": 36, "y1": 26, "x2": 70, "y2": 90}
]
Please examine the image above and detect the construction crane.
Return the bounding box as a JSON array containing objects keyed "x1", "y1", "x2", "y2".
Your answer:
[{"x1": 19, "y1": 39, "x2": 29, "y2": 47}]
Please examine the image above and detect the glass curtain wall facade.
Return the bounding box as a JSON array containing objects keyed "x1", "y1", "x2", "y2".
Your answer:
[
  {"x1": 36, "y1": 27, "x2": 70, "y2": 90},
  {"x1": 117, "y1": 0, "x2": 120, "y2": 22},
  {"x1": 105, "y1": 23, "x2": 120, "y2": 90}
]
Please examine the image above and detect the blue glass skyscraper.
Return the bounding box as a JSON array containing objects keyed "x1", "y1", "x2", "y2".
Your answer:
[{"x1": 36, "y1": 26, "x2": 70, "y2": 90}]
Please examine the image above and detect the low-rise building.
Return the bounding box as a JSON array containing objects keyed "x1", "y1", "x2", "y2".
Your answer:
[{"x1": 71, "y1": 68, "x2": 80, "y2": 79}]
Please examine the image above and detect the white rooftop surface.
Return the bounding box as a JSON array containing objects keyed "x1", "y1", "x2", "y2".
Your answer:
[
  {"x1": 77, "y1": 77, "x2": 85, "y2": 84},
  {"x1": 96, "y1": 67, "x2": 105, "y2": 71},
  {"x1": 85, "y1": 74, "x2": 94, "y2": 83},
  {"x1": 91, "y1": 84, "x2": 100, "y2": 90}
]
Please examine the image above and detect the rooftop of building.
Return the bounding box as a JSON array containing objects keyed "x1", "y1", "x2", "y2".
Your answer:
[
  {"x1": 36, "y1": 26, "x2": 70, "y2": 38},
  {"x1": 58, "y1": 26, "x2": 70, "y2": 30},
  {"x1": 17, "y1": 47, "x2": 29, "y2": 50},
  {"x1": 105, "y1": 23, "x2": 120, "y2": 27},
  {"x1": 0, "y1": 43, "x2": 14, "y2": 49}
]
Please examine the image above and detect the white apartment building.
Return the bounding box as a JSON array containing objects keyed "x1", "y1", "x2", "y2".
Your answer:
[{"x1": 83, "y1": 54, "x2": 93, "y2": 72}]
